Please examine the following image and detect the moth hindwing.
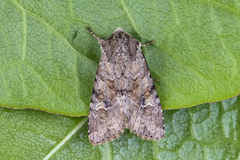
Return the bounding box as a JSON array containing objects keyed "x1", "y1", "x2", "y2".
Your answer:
[{"x1": 87, "y1": 27, "x2": 165, "y2": 145}]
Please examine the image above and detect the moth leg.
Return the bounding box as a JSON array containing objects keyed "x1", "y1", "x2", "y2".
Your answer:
[
  {"x1": 141, "y1": 40, "x2": 154, "y2": 47},
  {"x1": 86, "y1": 26, "x2": 104, "y2": 44},
  {"x1": 153, "y1": 79, "x2": 159, "y2": 82}
]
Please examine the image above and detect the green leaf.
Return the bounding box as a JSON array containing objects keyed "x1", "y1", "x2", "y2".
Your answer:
[
  {"x1": 1, "y1": 0, "x2": 240, "y2": 116},
  {"x1": 1, "y1": 96, "x2": 239, "y2": 159}
]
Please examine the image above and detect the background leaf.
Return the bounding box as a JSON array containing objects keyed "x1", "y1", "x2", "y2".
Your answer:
[
  {"x1": 1, "y1": 0, "x2": 240, "y2": 159},
  {"x1": 0, "y1": 0, "x2": 240, "y2": 116},
  {"x1": 0, "y1": 96, "x2": 239, "y2": 159}
]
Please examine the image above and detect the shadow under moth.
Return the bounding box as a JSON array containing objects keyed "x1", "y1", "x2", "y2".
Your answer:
[{"x1": 87, "y1": 27, "x2": 165, "y2": 145}]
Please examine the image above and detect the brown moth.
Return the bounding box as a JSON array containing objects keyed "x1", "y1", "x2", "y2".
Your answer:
[{"x1": 87, "y1": 27, "x2": 165, "y2": 145}]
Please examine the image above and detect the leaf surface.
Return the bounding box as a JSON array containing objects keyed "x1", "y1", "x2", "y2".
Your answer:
[
  {"x1": 0, "y1": 0, "x2": 240, "y2": 115},
  {"x1": 1, "y1": 97, "x2": 239, "y2": 159}
]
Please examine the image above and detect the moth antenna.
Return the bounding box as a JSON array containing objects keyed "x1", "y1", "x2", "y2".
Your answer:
[
  {"x1": 86, "y1": 26, "x2": 104, "y2": 44},
  {"x1": 141, "y1": 40, "x2": 154, "y2": 47}
]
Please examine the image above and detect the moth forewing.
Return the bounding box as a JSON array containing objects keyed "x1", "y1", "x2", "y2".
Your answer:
[{"x1": 87, "y1": 26, "x2": 164, "y2": 145}]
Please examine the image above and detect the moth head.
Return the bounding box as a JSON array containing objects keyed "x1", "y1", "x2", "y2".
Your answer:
[{"x1": 115, "y1": 28, "x2": 124, "y2": 32}]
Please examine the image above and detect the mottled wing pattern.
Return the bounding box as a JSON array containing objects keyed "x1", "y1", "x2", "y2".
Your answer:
[
  {"x1": 88, "y1": 27, "x2": 164, "y2": 145},
  {"x1": 88, "y1": 51, "x2": 125, "y2": 145},
  {"x1": 124, "y1": 46, "x2": 165, "y2": 140}
]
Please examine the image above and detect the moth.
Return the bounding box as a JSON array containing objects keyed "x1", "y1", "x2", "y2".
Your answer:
[{"x1": 87, "y1": 27, "x2": 165, "y2": 145}]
